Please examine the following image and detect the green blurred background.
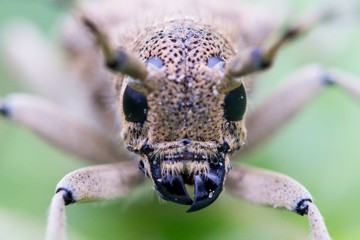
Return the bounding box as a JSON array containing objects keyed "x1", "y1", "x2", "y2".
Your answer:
[{"x1": 1, "y1": 0, "x2": 360, "y2": 239}]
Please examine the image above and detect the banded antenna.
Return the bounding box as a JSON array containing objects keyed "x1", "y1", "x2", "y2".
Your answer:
[{"x1": 82, "y1": 16, "x2": 153, "y2": 94}]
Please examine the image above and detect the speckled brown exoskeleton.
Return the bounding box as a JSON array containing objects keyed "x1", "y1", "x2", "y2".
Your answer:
[{"x1": 1, "y1": 0, "x2": 360, "y2": 239}]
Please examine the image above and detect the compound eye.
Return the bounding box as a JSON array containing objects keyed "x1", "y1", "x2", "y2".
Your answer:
[
  {"x1": 122, "y1": 85, "x2": 148, "y2": 123},
  {"x1": 223, "y1": 84, "x2": 247, "y2": 121},
  {"x1": 207, "y1": 56, "x2": 225, "y2": 71}
]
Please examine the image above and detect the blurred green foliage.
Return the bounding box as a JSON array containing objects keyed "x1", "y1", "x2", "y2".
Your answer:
[{"x1": 1, "y1": 0, "x2": 360, "y2": 239}]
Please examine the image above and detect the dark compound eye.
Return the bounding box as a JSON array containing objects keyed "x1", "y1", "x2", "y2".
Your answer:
[
  {"x1": 123, "y1": 85, "x2": 148, "y2": 123},
  {"x1": 223, "y1": 84, "x2": 247, "y2": 121},
  {"x1": 207, "y1": 56, "x2": 225, "y2": 71}
]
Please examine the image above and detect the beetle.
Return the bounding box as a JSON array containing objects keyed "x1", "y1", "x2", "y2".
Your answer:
[{"x1": 1, "y1": 0, "x2": 360, "y2": 239}]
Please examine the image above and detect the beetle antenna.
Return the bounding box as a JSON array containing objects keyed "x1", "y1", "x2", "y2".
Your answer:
[
  {"x1": 222, "y1": 7, "x2": 339, "y2": 92},
  {"x1": 81, "y1": 16, "x2": 151, "y2": 92}
]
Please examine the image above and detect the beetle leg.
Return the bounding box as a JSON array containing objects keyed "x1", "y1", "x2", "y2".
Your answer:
[
  {"x1": 46, "y1": 162, "x2": 144, "y2": 240},
  {"x1": 226, "y1": 164, "x2": 330, "y2": 240},
  {"x1": 3, "y1": 22, "x2": 119, "y2": 135},
  {"x1": 238, "y1": 64, "x2": 360, "y2": 155},
  {"x1": 0, "y1": 93, "x2": 134, "y2": 163}
]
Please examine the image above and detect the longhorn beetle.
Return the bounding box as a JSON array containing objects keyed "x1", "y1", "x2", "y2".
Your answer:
[{"x1": 1, "y1": 0, "x2": 360, "y2": 239}]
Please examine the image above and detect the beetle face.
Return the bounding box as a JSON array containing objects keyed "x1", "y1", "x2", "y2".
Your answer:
[{"x1": 119, "y1": 20, "x2": 247, "y2": 211}]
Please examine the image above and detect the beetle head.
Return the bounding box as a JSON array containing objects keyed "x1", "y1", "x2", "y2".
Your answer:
[{"x1": 118, "y1": 20, "x2": 247, "y2": 211}]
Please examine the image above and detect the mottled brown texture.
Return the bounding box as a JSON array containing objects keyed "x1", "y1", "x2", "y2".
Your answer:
[
  {"x1": 69, "y1": 0, "x2": 279, "y2": 176},
  {"x1": 125, "y1": 19, "x2": 243, "y2": 149},
  {"x1": 61, "y1": 0, "x2": 279, "y2": 164}
]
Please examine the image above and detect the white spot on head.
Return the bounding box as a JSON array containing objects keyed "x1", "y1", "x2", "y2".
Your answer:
[
  {"x1": 212, "y1": 86, "x2": 219, "y2": 96},
  {"x1": 168, "y1": 74, "x2": 176, "y2": 80}
]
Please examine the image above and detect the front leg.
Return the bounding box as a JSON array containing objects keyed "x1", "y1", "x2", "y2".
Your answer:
[
  {"x1": 0, "y1": 93, "x2": 132, "y2": 163},
  {"x1": 46, "y1": 161, "x2": 144, "y2": 240},
  {"x1": 226, "y1": 164, "x2": 330, "y2": 240},
  {"x1": 240, "y1": 65, "x2": 360, "y2": 154}
]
